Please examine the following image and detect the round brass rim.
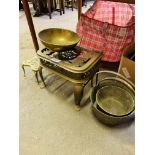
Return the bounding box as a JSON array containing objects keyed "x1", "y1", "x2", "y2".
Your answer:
[
  {"x1": 38, "y1": 28, "x2": 80, "y2": 46},
  {"x1": 95, "y1": 77, "x2": 135, "y2": 117},
  {"x1": 95, "y1": 70, "x2": 135, "y2": 89}
]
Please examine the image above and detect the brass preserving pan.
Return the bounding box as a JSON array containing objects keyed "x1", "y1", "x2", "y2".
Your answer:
[{"x1": 91, "y1": 70, "x2": 135, "y2": 126}]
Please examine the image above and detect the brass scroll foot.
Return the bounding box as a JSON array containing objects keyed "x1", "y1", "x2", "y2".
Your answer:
[{"x1": 74, "y1": 105, "x2": 81, "y2": 111}]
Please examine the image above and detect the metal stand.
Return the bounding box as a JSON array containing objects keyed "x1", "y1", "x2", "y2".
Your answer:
[{"x1": 22, "y1": 57, "x2": 46, "y2": 87}]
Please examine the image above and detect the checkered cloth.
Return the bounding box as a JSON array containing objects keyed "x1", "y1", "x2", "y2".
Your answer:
[{"x1": 76, "y1": 0, "x2": 135, "y2": 62}]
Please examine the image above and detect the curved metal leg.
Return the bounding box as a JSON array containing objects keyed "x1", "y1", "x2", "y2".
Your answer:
[
  {"x1": 34, "y1": 71, "x2": 39, "y2": 84},
  {"x1": 74, "y1": 83, "x2": 84, "y2": 111},
  {"x1": 22, "y1": 65, "x2": 26, "y2": 77},
  {"x1": 38, "y1": 67, "x2": 46, "y2": 87}
]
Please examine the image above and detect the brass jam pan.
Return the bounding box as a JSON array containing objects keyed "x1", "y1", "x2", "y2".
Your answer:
[
  {"x1": 96, "y1": 82, "x2": 135, "y2": 117},
  {"x1": 38, "y1": 28, "x2": 80, "y2": 52},
  {"x1": 90, "y1": 70, "x2": 135, "y2": 125}
]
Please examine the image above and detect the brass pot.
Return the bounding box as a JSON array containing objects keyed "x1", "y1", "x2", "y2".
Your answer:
[
  {"x1": 96, "y1": 77, "x2": 135, "y2": 117},
  {"x1": 38, "y1": 28, "x2": 80, "y2": 52},
  {"x1": 90, "y1": 70, "x2": 135, "y2": 126}
]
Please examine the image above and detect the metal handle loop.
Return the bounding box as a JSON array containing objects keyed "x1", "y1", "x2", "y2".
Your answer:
[{"x1": 95, "y1": 70, "x2": 135, "y2": 89}]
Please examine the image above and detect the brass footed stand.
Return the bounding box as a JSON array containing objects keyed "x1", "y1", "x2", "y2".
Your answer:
[{"x1": 22, "y1": 57, "x2": 46, "y2": 87}]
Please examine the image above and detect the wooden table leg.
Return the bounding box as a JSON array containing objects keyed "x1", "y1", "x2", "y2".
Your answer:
[
  {"x1": 71, "y1": 0, "x2": 73, "y2": 11},
  {"x1": 22, "y1": 0, "x2": 39, "y2": 52},
  {"x1": 78, "y1": 0, "x2": 82, "y2": 20},
  {"x1": 59, "y1": 0, "x2": 62, "y2": 15},
  {"x1": 61, "y1": 0, "x2": 65, "y2": 14},
  {"x1": 47, "y1": 0, "x2": 52, "y2": 19},
  {"x1": 74, "y1": 83, "x2": 84, "y2": 111}
]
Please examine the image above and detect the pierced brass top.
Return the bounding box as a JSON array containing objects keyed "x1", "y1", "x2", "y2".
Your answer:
[{"x1": 37, "y1": 48, "x2": 102, "y2": 73}]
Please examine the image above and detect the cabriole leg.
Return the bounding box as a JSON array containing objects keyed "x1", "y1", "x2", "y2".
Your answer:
[
  {"x1": 39, "y1": 67, "x2": 46, "y2": 87},
  {"x1": 22, "y1": 65, "x2": 26, "y2": 77},
  {"x1": 34, "y1": 71, "x2": 39, "y2": 84},
  {"x1": 74, "y1": 83, "x2": 84, "y2": 111}
]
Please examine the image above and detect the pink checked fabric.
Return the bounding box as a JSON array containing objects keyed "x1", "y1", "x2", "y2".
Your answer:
[{"x1": 76, "y1": 0, "x2": 135, "y2": 62}]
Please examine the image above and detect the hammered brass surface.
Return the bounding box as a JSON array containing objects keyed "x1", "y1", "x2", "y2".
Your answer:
[{"x1": 38, "y1": 28, "x2": 80, "y2": 51}]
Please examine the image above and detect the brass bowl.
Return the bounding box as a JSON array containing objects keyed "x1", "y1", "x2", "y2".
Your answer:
[{"x1": 38, "y1": 28, "x2": 80, "y2": 52}]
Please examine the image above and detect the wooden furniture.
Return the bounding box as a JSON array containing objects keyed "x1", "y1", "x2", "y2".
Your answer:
[
  {"x1": 30, "y1": 0, "x2": 65, "y2": 19},
  {"x1": 40, "y1": 0, "x2": 65, "y2": 19},
  {"x1": 65, "y1": 0, "x2": 75, "y2": 11},
  {"x1": 52, "y1": 0, "x2": 65, "y2": 16},
  {"x1": 22, "y1": 0, "x2": 39, "y2": 52},
  {"x1": 47, "y1": 0, "x2": 52, "y2": 19}
]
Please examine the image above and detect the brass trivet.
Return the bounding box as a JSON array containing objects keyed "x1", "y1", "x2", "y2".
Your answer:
[{"x1": 22, "y1": 56, "x2": 46, "y2": 87}]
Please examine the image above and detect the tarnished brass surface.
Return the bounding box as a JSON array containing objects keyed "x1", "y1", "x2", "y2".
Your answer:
[
  {"x1": 38, "y1": 28, "x2": 80, "y2": 51},
  {"x1": 37, "y1": 47, "x2": 102, "y2": 107},
  {"x1": 90, "y1": 71, "x2": 135, "y2": 125},
  {"x1": 74, "y1": 83, "x2": 84, "y2": 108},
  {"x1": 37, "y1": 47, "x2": 102, "y2": 73},
  {"x1": 96, "y1": 85, "x2": 134, "y2": 116},
  {"x1": 37, "y1": 48, "x2": 102, "y2": 81},
  {"x1": 92, "y1": 101, "x2": 135, "y2": 126},
  {"x1": 21, "y1": 57, "x2": 46, "y2": 87}
]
